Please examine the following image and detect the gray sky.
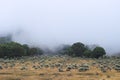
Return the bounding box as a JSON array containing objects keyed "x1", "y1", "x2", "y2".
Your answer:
[{"x1": 0, "y1": 0, "x2": 120, "y2": 54}]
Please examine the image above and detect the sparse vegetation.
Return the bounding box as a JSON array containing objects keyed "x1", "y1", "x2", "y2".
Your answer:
[
  {"x1": 0, "y1": 35, "x2": 119, "y2": 80},
  {"x1": 0, "y1": 55, "x2": 119, "y2": 80}
]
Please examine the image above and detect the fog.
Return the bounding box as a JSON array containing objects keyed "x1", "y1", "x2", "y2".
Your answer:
[{"x1": 0, "y1": 0, "x2": 120, "y2": 54}]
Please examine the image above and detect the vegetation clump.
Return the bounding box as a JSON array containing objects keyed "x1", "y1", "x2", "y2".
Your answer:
[
  {"x1": 66, "y1": 66, "x2": 72, "y2": 71},
  {"x1": 0, "y1": 35, "x2": 106, "y2": 58},
  {"x1": 0, "y1": 42, "x2": 43, "y2": 58},
  {"x1": 21, "y1": 66, "x2": 27, "y2": 70},
  {"x1": 78, "y1": 64, "x2": 89, "y2": 72},
  {"x1": 114, "y1": 64, "x2": 120, "y2": 72},
  {"x1": 59, "y1": 42, "x2": 106, "y2": 58},
  {"x1": 58, "y1": 67, "x2": 64, "y2": 72}
]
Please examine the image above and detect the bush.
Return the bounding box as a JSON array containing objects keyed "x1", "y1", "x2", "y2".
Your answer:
[
  {"x1": 70, "y1": 42, "x2": 86, "y2": 57},
  {"x1": 59, "y1": 42, "x2": 106, "y2": 58},
  {"x1": 92, "y1": 47, "x2": 106, "y2": 58},
  {"x1": 66, "y1": 42, "x2": 86, "y2": 57},
  {"x1": 29, "y1": 47, "x2": 43, "y2": 56},
  {"x1": 83, "y1": 50, "x2": 92, "y2": 58},
  {"x1": 57, "y1": 45, "x2": 71, "y2": 55},
  {"x1": 60, "y1": 42, "x2": 87, "y2": 57},
  {"x1": 22, "y1": 44, "x2": 29, "y2": 56},
  {"x1": 0, "y1": 42, "x2": 26, "y2": 57},
  {"x1": 0, "y1": 42, "x2": 43, "y2": 58},
  {"x1": 78, "y1": 64, "x2": 89, "y2": 72}
]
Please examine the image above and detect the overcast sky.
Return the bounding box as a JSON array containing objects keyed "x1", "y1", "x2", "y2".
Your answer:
[{"x1": 0, "y1": 0, "x2": 120, "y2": 54}]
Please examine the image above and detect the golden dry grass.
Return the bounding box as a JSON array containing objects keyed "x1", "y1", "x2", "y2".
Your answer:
[{"x1": 0, "y1": 56, "x2": 120, "y2": 80}]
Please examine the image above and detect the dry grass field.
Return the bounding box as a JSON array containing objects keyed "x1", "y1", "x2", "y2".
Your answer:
[{"x1": 0, "y1": 56, "x2": 120, "y2": 80}]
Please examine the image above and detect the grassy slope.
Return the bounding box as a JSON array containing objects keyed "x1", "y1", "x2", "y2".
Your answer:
[{"x1": 0, "y1": 56, "x2": 120, "y2": 80}]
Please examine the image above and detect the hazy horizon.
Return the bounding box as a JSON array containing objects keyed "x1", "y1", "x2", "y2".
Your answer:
[{"x1": 0, "y1": 0, "x2": 120, "y2": 54}]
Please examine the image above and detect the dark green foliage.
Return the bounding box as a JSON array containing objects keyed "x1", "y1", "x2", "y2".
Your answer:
[
  {"x1": 92, "y1": 47, "x2": 106, "y2": 58},
  {"x1": 54, "y1": 45, "x2": 70, "y2": 55},
  {"x1": 59, "y1": 45, "x2": 72, "y2": 55},
  {"x1": 22, "y1": 44, "x2": 29, "y2": 56},
  {"x1": 0, "y1": 42, "x2": 26, "y2": 57},
  {"x1": 61, "y1": 42, "x2": 87, "y2": 57},
  {"x1": 29, "y1": 47, "x2": 43, "y2": 56},
  {"x1": 70, "y1": 42, "x2": 86, "y2": 57},
  {"x1": 83, "y1": 50, "x2": 92, "y2": 58},
  {"x1": 0, "y1": 42, "x2": 43, "y2": 58},
  {"x1": 59, "y1": 42, "x2": 106, "y2": 58}
]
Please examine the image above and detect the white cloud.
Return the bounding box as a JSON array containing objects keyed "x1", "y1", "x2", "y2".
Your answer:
[{"x1": 0, "y1": 0, "x2": 120, "y2": 54}]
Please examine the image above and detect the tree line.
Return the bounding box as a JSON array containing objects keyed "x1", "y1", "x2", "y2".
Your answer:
[
  {"x1": 58, "y1": 42, "x2": 106, "y2": 58},
  {"x1": 0, "y1": 35, "x2": 106, "y2": 58},
  {"x1": 0, "y1": 42, "x2": 43, "y2": 58}
]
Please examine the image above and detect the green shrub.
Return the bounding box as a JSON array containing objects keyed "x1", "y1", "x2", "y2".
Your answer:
[
  {"x1": 92, "y1": 47, "x2": 106, "y2": 58},
  {"x1": 0, "y1": 42, "x2": 43, "y2": 58}
]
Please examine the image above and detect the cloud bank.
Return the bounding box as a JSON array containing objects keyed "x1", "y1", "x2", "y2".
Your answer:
[{"x1": 0, "y1": 0, "x2": 120, "y2": 54}]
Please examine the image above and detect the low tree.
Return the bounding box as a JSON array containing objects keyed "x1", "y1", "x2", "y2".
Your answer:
[
  {"x1": 0, "y1": 42, "x2": 26, "y2": 57},
  {"x1": 29, "y1": 47, "x2": 43, "y2": 56},
  {"x1": 70, "y1": 42, "x2": 86, "y2": 57},
  {"x1": 58, "y1": 42, "x2": 106, "y2": 58},
  {"x1": 0, "y1": 42, "x2": 43, "y2": 58},
  {"x1": 22, "y1": 44, "x2": 29, "y2": 56},
  {"x1": 92, "y1": 47, "x2": 106, "y2": 58},
  {"x1": 57, "y1": 45, "x2": 71, "y2": 55},
  {"x1": 83, "y1": 50, "x2": 92, "y2": 58}
]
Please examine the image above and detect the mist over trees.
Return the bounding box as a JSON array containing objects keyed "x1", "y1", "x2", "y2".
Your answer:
[
  {"x1": 58, "y1": 42, "x2": 106, "y2": 58},
  {"x1": 0, "y1": 42, "x2": 43, "y2": 58},
  {"x1": 0, "y1": 35, "x2": 43, "y2": 58},
  {"x1": 0, "y1": 34, "x2": 12, "y2": 44},
  {"x1": 0, "y1": 35, "x2": 106, "y2": 58}
]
